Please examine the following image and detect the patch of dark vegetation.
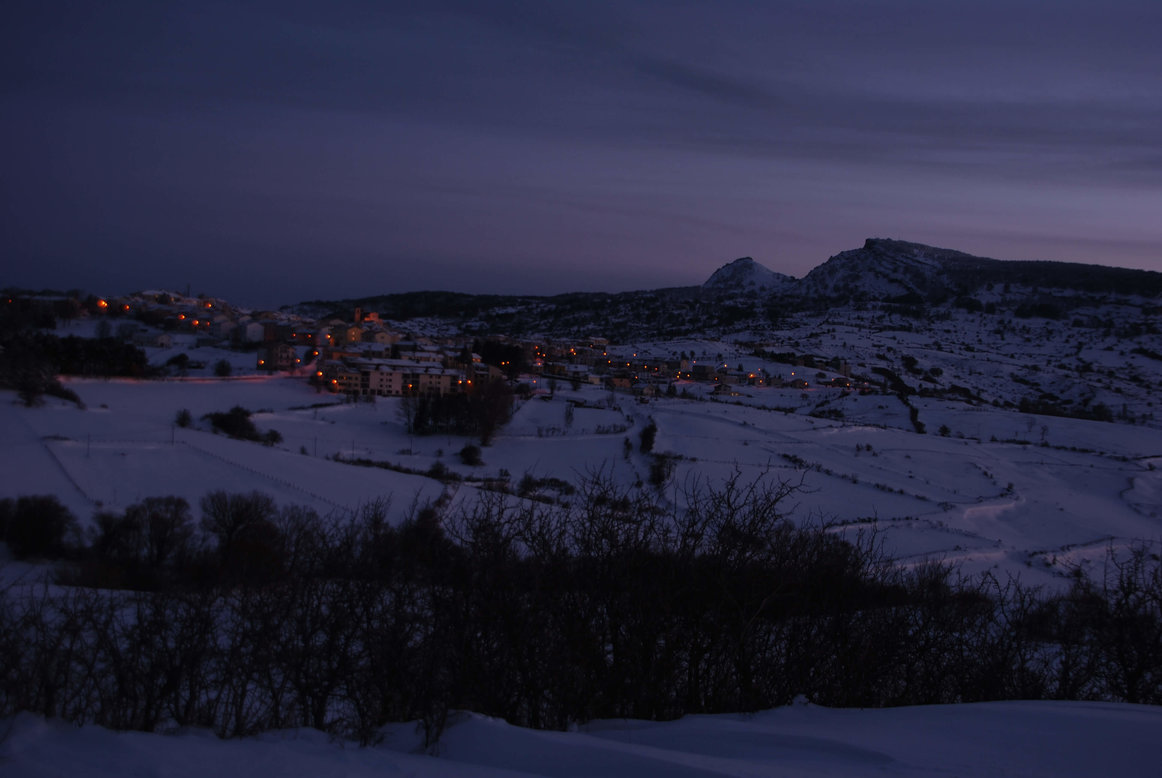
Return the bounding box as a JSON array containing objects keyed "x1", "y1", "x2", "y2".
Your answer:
[
  {"x1": 203, "y1": 406, "x2": 282, "y2": 445},
  {"x1": 1014, "y1": 301, "x2": 1063, "y2": 320},
  {"x1": 871, "y1": 366, "x2": 913, "y2": 397},
  {"x1": 639, "y1": 419, "x2": 657, "y2": 453},
  {"x1": 459, "y1": 444, "x2": 483, "y2": 466},
  {"x1": 3, "y1": 332, "x2": 151, "y2": 379},
  {"x1": 400, "y1": 379, "x2": 514, "y2": 445},
  {"x1": 0, "y1": 331, "x2": 152, "y2": 406},
  {"x1": 908, "y1": 403, "x2": 926, "y2": 434},
  {"x1": 1017, "y1": 398, "x2": 1114, "y2": 423},
  {"x1": 0, "y1": 495, "x2": 79, "y2": 559},
  {"x1": 809, "y1": 406, "x2": 845, "y2": 420},
  {"x1": 517, "y1": 473, "x2": 576, "y2": 499},
  {"x1": 343, "y1": 454, "x2": 457, "y2": 481}
]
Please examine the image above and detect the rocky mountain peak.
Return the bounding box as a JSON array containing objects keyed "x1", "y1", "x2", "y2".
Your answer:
[{"x1": 703, "y1": 257, "x2": 795, "y2": 293}]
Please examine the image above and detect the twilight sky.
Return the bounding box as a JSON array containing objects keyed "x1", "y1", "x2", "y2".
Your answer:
[{"x1": 3, "y1": 0, "x2": 1161, "y2": 308}]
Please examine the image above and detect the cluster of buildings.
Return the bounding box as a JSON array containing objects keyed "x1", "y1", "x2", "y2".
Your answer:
[
  {"x1": 16, "y1": 290, "x2": 869, "y2": 398},
  {"x1": 309, "y1": 309, "x2": 498, "y2": 398},
  {"x1": 253, "y1": 309, "x2": 865, "y2": 399}
]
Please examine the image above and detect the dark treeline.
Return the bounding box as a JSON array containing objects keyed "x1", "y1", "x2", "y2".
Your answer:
[
  {"x1": 400, "y1": 378, "x2": 514, "y2": 444},
  {"x1": 1, "y1": 476, "x2": 1160, "y2": 747},
  {"x1": 0, "y1": 332, "x2": 151, "y2": 406}
]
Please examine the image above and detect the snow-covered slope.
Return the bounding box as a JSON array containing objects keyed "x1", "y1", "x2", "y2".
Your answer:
[{"x1": 5, "y1": 701, "x2": 1161, "y2": 778}]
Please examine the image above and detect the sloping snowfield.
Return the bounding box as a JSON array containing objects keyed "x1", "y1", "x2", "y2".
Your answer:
[
  {"x1": 3, "y1": 368, "x2": 1159, "y2": 587},
  {"x1": 5, "y1": 700, "x2": 1160, "y2": 777},
  {"x1": 1, "y1": 377, "x2": 444, "y2": 525}
]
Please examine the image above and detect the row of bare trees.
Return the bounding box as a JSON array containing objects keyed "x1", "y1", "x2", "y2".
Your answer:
[{"x1": 2, "y1": 475, "x2": 1160, "y2": 745}]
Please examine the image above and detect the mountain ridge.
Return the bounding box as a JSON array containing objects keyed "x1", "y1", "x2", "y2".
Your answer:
[
  {"x1": 793, "y1": 238, "x2": 1162, "y2": 303},
  {"x1": 291, "y1": 239, "x2": 1162, "y2": 335}
]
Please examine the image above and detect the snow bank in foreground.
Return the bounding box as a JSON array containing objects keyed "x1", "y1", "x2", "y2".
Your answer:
[{"x1": 4, "y1": 700, "x2": 1160, "y2": 777}]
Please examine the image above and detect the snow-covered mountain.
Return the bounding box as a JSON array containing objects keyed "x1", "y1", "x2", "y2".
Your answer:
[
  {"x1": 796, "y1": 238, "x2": 968, "y2": 302},
  {"x1": 702, "y1": 256, "x2": 796, "y2": 294},
  {"x1": 302, "y1": 238, "x2": 1161, "y2": 338},
  {"x1": 699, "y1": 239, "x2": 1162, "y2": 308},
  {"x1": 794, "y1": 238, "x2": 1162, "y2": 304}
]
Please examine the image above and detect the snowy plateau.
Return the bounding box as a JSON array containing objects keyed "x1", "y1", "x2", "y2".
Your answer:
[{"x1": 2, "y1": 238, "x2": 1161, "y2": 775}]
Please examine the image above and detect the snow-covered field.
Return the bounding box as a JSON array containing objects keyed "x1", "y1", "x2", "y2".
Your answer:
[
  {"x1": 5, "y1": 700, "x2": 1160, "y2": 777},
  {"x1": 0, "y1": 377, "x2": 444, "y2": 526},
  {"x1": 4, "y1": 360, "x2": 1158, "y2": 587}
]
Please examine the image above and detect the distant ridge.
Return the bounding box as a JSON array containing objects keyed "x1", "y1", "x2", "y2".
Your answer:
[
  {"x1": 696, "y1": 238, "x2": 1162, "y2": 304},
  {"x1": 795, "y1": 238, "x2": 1162, "y2": 302},
  {"x1": 293, "y1": 238, "x2": 1162, "y2": 335}
]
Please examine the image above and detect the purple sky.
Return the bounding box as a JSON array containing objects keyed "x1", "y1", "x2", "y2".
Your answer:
[{"x1": 3, "y1": 1, "x2": 1161, "y2": 308}]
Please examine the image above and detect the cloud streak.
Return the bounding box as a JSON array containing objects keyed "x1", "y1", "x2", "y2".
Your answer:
[{"x1": 2, "y1": 0, "x2": 1160, "y2": 304}]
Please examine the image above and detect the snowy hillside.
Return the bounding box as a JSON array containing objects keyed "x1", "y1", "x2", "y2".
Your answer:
[{"x1": 5, "y1": 701, "x2": 1161, "y2": 777}]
